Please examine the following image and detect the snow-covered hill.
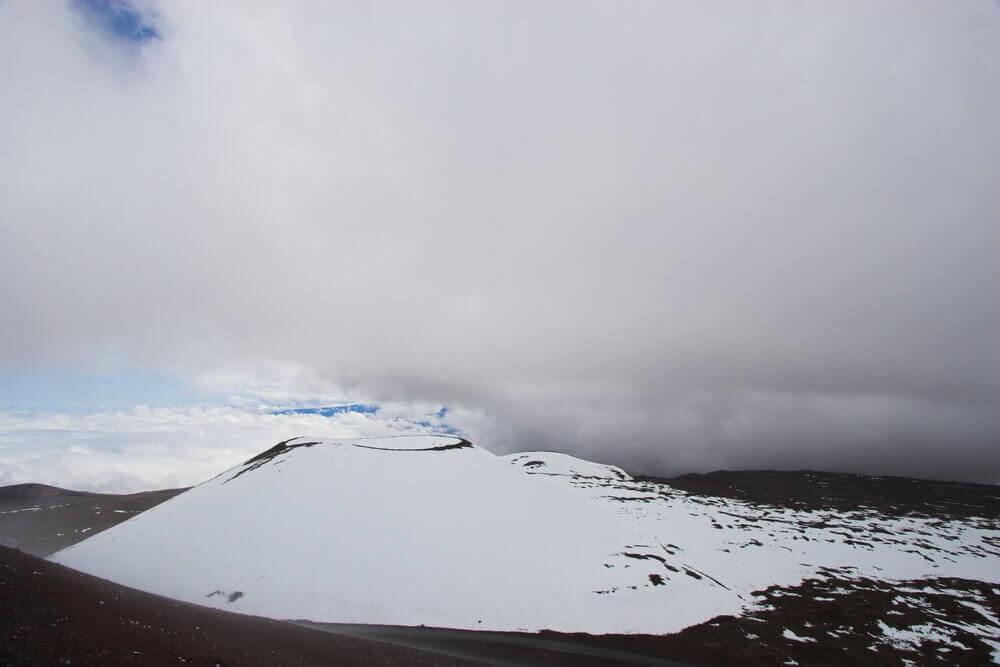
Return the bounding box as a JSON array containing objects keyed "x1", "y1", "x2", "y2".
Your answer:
[{"x1": 51, "y1": 436, "x2": 1000, "y2": 641}]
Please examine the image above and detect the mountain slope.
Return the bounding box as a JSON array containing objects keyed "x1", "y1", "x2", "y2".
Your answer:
[
  {"x1": 0, "y1": 484, "x2": 185, "y2": 556},
  {"x1": 51, "y1": 436, "x2": 1000, "y2": 646},
  {"x1": 52, "y1": 436, "x2": 654, "y2": 632}
]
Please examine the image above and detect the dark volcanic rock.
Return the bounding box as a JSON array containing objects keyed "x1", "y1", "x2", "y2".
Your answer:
[
  {"x1": 642, "y1": 469, "x2": 1000, "y2": 519},
  {"x1": 672, "y1": 575, "x2": 1000, "y2": 665}
]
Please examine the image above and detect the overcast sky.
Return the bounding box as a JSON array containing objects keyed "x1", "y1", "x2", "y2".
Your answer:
[{"x1": 2, "y1": 1, "x2": 999, "y2": 490}]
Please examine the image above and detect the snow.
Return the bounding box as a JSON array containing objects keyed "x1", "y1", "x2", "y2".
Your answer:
[
  {"x1": 876, "y1": 620, "x2": 956, "y2": 650},
  {"x1": 0, "y1": 506, "x2": 42, "y2": 514},
  {"x1": 504, "y1": 452, "x2": 631, "y2": 481},
  {"x1": 782, "y1": 629, "x2": 816, "y2": 643},
  {"x1": 51, "y1": 437, "x2": 1000, "y2": 635}
]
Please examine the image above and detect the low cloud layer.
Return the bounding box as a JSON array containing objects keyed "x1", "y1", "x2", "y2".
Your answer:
[
  {"x1": 2, "y1": 2, "x2": 999, "y2": 484},
  {"x1": 0, "y1": 400, "x2": 497, "y2": 492}
]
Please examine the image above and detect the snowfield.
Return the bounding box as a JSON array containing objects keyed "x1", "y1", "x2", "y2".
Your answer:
[{"x1": 52, "y1": 436, "x2": 1000, "y2": 638}]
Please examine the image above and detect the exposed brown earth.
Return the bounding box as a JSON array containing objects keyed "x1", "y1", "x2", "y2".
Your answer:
[{"x1": 666, "y1": 575, "x2": 999, "y2": 665}]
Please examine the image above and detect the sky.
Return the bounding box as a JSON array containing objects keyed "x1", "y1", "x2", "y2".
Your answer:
[{"x1": 1, "y1": 1, "x2": 999, "y2": 491}]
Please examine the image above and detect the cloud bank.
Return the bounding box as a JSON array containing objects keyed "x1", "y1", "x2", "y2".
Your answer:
[
  {"x1": 2, "y1": 2, "x2": 999, "y2": 484},
  {"x1": 0, "y1": 400, "x2": 497, "y2": 493}
]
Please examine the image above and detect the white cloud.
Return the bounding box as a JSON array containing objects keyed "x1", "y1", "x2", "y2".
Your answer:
[
  {"x1": 1, "y1": 1, "x2": 998, "y2": 483},
  {"x1": 0, "y1": 400, "x2": 498, "y2": 493}
]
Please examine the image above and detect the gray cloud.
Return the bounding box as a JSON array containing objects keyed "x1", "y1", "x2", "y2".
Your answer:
[{"x1": 2, "y1": 1, "x2": 998, "y2": 482}]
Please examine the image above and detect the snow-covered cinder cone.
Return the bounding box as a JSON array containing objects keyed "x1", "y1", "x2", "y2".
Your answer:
[
  {"x1": 51, "y1": 436, "x2": 682, "y2": 632},
  {"x1": 51, "y1": 436, "x2": 1000, "y2": 636}
]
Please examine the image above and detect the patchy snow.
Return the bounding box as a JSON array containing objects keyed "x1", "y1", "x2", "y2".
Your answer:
[
  {"x1": 0, "y1": 506, "x2": 42, "y2": 514},
  {"x1": 958, "y1": 599, "x2": 998, "y2": 625},
  {"x1": 504, "y1": 452, "x2": 631, "y2": 481},
  {"x1": 51, "y1": 437, "x2": 1000, "y2": 636},
  {"x1": 782, "y1": 629, "x2": 817, "y2": 643},
  {"x1": 876, "y1": 620, "x2": 956, "y2": 650}
]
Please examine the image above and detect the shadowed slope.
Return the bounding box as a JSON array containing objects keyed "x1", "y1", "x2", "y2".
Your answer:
[{"x1": 0, "y1": 484, "x2": 186, "y2": 557}]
